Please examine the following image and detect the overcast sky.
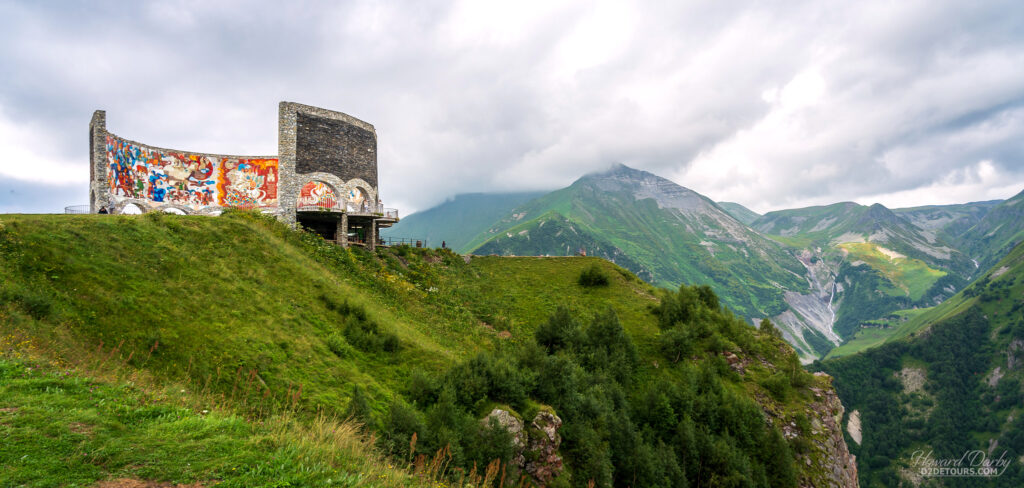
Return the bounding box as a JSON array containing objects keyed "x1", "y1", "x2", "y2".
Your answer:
[{"x1": 1, "y1": 0, "x2": 1023, "y2": 215}]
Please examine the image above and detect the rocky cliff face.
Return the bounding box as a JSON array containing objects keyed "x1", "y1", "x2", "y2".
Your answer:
[{"x1": 806, "y1": 372, "x2": 859, "y2": 488}]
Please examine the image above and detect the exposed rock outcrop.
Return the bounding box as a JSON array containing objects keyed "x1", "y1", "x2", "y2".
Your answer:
[
  {"x1": 525, "y1": 411, "x2": 563, "y2": 484},
  {"x1": 807, "y1": 372, "x2": 859, "y2": 488},
  {"x1": 482, "y1": 408, "x2": 527, "y2": 467},
  {"x1": 481, "y1": 408, "x2": 564, "y2": 486}
]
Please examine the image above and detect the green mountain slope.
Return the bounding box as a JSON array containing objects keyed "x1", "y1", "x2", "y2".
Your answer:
[
  {"x1": 815, "y1": 239, "x2": 1024, "y2": 486},
  {"x1": 469, "y1": 211, "x2": 653, "y2": 281},
  {"x1": 382, "y1": 191, "x2": 546, "y2": 252},
  {"x1": 953, "y1": 189, "x2": 1024, "y2": 272},
  {"x1": 753, "y1": 201, "x2": 976, "y2": 341},
  {"x1": 753, "y1": 202, "x2": 970, "y2": 273},
  {"x1": 465, "y1": 165, "x2": 836, "y2": 357},
  {"x1": 892, "y1": 199, "x2": 1002, "y2": 245},
  {"x1": 717, "y1": 201, "x2": 762, "y2": 225},
  {"x1": 0, "y1": 212, "x2": 855, "y2": 487}
]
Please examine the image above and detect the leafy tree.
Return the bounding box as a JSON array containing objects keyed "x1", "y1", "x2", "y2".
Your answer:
[
  {"x1": 345, "y1": 385, "x2": 376, "y2": 429},
  {"x1": 578, "y1": 264, "x2": 610, "y2": 287},
  {"x1": 760, "y1": 318, "x2": 781, "y2": 339},
  {"x1": 536, "y1": 306, "x2": 582, "y2": 353}
]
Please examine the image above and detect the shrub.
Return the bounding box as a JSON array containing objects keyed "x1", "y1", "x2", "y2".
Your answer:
[
  {"x1": 343, "y1": 318, "x2": 400, "y2": 353},
  {"x1": 761, "y1": 372, "x2": 791, "y2": 402},
  {"x1": 383, "y1": 400, "x2": 426, "y2": 459},
  {"x1": 345, "y1": 385, "x2": 375, "y2": 428},
  {"x1": 2, "y1": 286, "x2": 53, "y2": 320},
  {"x1": 657, "y1": 285, "x2": 701, "y2": 329},
  {"x1": 759, "y1": 318, "x2": 781, "y2": 339},
  {"x1": 659, "y1": 327, "x2": 693, "y2": 363},
  {"x1": 578, "y1": 264, "x2": 610, "y2": 287},
  {"x1": 325, "y1": 333, "x2": 353, "y2": 358},
  {"x1": 535, "y1": 306, "x2": 581, "y2": 353}
]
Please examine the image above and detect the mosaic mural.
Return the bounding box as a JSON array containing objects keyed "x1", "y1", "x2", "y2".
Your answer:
[
  {"x1": 298, "y1": 181, "x2": 338, "y2": 208},
  {"x1": 105, "y1": 135, "x2": 278, "y2": 210},
  {"x1": 220, "y1": 158, "x2": 278, "y2": 207},
  {"x1": 348, "y1": 187, "x2": 368, "y2": 206}
]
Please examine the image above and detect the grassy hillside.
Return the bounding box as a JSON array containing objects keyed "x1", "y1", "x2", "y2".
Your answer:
[
  {"x1": 0, "y1": 349, "x2": 414, "y2": 487},
  {"x1": 382, "y1": 192, "x2": 546, "y2": 252},
  {"x1": 717, "y1": 202, "x2": 762, "y2": 225},
  {"x1": 466, "y1": 166, "x2": 808, "y2": 324},
  {"x1": 826, "y1": 230, "x2": 1024, "y2": 359},
  {"x1": 953, "y1": 189, "x2": 1024, "y2": 272},
  {"x1": 754, "y1": 202, "x2": 971, "y2": 273},
  {"x1": 823, "y1": 308, "x2": 931, "y2": 359},
  {"x1": 892, "y1": 200, "x2": 1001, "y2": 244},
  {"x1": 0, "y1": 212, "x2": 852, "y2": 487},
  {"x1": 815, "y1": 239, "x2": 1024, "y2": 486},
  {"x1": 838, "y1": 242, "x2": 947, "y2": 301}
]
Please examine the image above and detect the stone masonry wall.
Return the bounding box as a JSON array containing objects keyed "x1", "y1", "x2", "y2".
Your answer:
[
  {"x1": 278, "y1": 102, "x2": 380, "y2": 226},
  {"x1": 296, "y1": 113, "x2": 378, "y2": 188},
  {"x1": 89, "y1": 110, "x2": 107, "y2": 213}
]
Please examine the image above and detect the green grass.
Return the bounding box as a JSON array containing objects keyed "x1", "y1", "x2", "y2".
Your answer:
[
  {"x1": 824, "y1": 308, "x2": 931, "y2": 359},
  {"x1": 826, "y1": 235, "x2": 1024, "y2": 358},
  {"x1": 838, "y1": 242, "x2": 946, "y2": 300},
  {"x1": 0, "y1": 212, "x2": 851, "y2": 487},
  {"x1": 0, "y1": 353, "x2": 414, "y2": 487}
]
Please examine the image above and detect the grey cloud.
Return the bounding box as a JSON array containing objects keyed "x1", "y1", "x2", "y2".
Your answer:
[{"x1": 0, "y1": 177, "x2": 84, "y2": 213}]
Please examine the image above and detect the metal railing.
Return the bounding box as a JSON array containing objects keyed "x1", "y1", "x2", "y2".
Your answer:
[
  {"x1": 296, "y1": 201, "x2": 344, "y2": 212},
  {"x1": 381, "y1": 237, "x2": 426, "y2": 247},
  {"x1": 70, "y1": 201, "x2": 398, "y2": 218},
  {"x1": 296, "y1": 202, "x2": 397, "y2": 219}
]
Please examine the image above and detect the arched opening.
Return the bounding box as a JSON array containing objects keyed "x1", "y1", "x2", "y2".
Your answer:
[
  {"x1": 298, "y1": 181, "x2": 339, "y2": 210},
  {"x1": 122, "y1": 203, "x2": 143, "y2": 215},
  {"x1": 296, "y1": 180, "x2": 343, "y2": 241},
  {"x1": 163, "y1": 207, "x2": 187, "y2": 215}
]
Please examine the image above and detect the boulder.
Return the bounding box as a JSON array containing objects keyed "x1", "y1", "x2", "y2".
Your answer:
[{"x1": 525, "y1": 411, "x2": 564, "y2": 484}]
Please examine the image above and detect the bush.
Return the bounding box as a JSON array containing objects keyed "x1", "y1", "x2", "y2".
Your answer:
[
  {"x1": 535, "y1": 306, "x2": 581, "y2": 353},
  {"x1": 761, "y1": 372, "x2": 791, "y2": 402},
  {"x1": 345, "y1": 385, "x2": 375, "y2": 427},
  {"x1": 2, "y1": 286, "x2": 53, "y2": 320},
  {"x1": 578, "y1": 264, "x2": 610, "y2": 287},
  {"x1": 325, "y1": 333, "x2": 353, "y2": 358},
  {"x1": 659, "y1": 327, "x2": 694, "y2": 363},
  {"x1": 759, "y1": 318, "x2": 781, "y2": 339},
  {"x1": 343, "y1": 318, "x2": 400, "y2": 353}
]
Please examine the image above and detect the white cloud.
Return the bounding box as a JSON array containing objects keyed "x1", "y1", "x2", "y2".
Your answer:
[
  {"x1": 856, "y1": 160, "x2": 1022, "y2": 208},
  {"x1": 1, "y1": 0, "x2": 1023, "y2": 215},
  {"x1": 0, "y1": 106, "x2": 84, "y2": 185}
]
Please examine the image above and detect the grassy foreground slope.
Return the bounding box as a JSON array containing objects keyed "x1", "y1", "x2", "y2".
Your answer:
[
  {"x1": 0, "y1": 212, "x2": 852, "y2": 487},
  {"x1": 0, "y1": 349, "x2": 413, "y2": 487}
]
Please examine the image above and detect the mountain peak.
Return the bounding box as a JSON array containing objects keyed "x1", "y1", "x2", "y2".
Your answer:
[
  {"x1": 577, "y1": 164, "x2": 720, "y2": 214},
  {"x1": 588, "y1": 163, "x2": 652, "y2": 180}
]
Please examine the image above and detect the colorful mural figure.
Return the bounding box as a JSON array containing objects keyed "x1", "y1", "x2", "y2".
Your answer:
[
  {"x1": 105, "y1": 135, "x2": 278, "y2": 210},
  {"x1": 298, "y1": 181, "x2": 338, "y2": 209},
  {"x1": 219, "y1": 158, "x2": 278, "y2": 207},
  {"x1": 348, "y1": 187, "x2": 369, "y2": 206}
]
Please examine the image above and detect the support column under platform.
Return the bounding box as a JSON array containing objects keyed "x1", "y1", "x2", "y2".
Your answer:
[
  {"x1": 369, "y1": 219, "x2": 377, "y2": 251},
  {"x1": 338, "y1": 213, "x2": 348, "y2": 246}
]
